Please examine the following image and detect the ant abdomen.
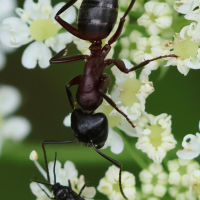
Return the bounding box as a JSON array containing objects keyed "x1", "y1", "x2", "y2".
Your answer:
[
  {"x1": 71, "y1": 109, "x2": 108, "y2": 149},
  {"x1": 78, "y1": 0, "x2": 118, "y2": 41}
]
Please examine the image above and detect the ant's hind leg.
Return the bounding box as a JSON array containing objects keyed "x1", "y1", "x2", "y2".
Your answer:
[{"x1": 98, "y1": 74, "x2": 135, "y2": 128}]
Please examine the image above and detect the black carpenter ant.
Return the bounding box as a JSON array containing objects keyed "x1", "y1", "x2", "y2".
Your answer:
[
  {"x1": 43, "y1": 0, "x2": 178, "y2": 199},
  {"x1": 32, "y1": 152, "x2": 87, "y2": 200}
]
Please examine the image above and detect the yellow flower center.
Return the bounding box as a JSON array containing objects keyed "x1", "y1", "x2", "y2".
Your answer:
[
  {"x1": 148, "y1": 125, "x2": 164, "y2": 148},
  {"x1": 29, "y1": 19, "x2": 59, "y2": 41},
  {"x1": 102, "y1": 105, "x2": 121, "y2": 128},
  {"x1": 174, "y1": 38, "x2": 198, "y2": 59},
  {"x1": 120, "y1": 78, "x2": 142, "y2": 106}
]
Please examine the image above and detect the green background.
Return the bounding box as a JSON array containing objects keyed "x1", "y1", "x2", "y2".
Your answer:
[{"x1": 1, "y1": 0, "x2": 200, "y2": 199}]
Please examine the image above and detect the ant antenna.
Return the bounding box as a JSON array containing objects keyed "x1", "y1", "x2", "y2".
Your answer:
[
  {"x1": 35, "y1": 181, "x2": 53, "y2": 199},
  {"x1": 90, "y1": 140, "x2": 127, "y2": 200},
  {"x1": 53, "y1": 152, "x2": 57, "y2": 184}
]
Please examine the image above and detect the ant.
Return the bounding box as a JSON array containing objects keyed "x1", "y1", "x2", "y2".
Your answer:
[
  {"x1": 43, "y1": 0, "x2": 178, "y2": 199},
  {"x1": 32, "y1": 152, "x2": 87, "y2": 200}
]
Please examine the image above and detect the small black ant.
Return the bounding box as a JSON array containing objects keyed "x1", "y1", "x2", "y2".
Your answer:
[
  {"x1": 43, "y1": 0, "x2": 178, "y2": 199},
  {"x1": 32, "y1": 152, "x2": 88, "y2": 200}
]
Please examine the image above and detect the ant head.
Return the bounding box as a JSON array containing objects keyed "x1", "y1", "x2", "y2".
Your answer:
[
  {"x1": 71, "y1": 109, "x2": 108, "y2": 148},
  {"x1": 51, "y1": 182, "x2": 61, "y2": 194}
]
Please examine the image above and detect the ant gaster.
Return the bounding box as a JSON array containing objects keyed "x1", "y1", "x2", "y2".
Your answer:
[
  {"x1": 32, "y1": 152, "x2": 87, "y2": 200},
  {"x1": 43, "y1": 0, "x2": 178, "y2": 199}
]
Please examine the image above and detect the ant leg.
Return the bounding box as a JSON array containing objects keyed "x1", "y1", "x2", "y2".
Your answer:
[
  {"x1": 54, "y1": 0, "x2": 87, "y2": 41},
  {"x1": 42, "y1": 140, "x2": 77, "y2": 183},
  {"x1": 78, "y1": 182, "x2": 88, "y2": 196},
  {"x1": 66, "y1": 75, "x2": 81, "y2": 110},
  {"x1": 108, "y1": 0, "x2": 136, "y2": 45},
  {"x1": 36, "y1": 182, "x2": 55, "y2": 199},
  {"x1": 90, "y1": 140, "x2": 127, "y2": 200},
  {"x1": 97, "y1": 74, "x2": 135, "y2": 128},
  {"x1": 105, "y1": 54, "x2": 178, "y2": 73},
  {"x1": 50, "y1": 47, "x2": 89, "y2": 64}
]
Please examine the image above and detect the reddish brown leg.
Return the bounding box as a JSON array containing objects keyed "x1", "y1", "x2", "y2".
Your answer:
[
  {"x1": 108, "y1": 0, "x2": 136, "y2": 45},
  {"x1": 50, "y1": 47, "x2": 89, "y2": 64},
  {"x1": 54, "y1": 0, "x2": 87, "y2": 40},
  {"x1": 105, "y1": 54, "x2": 178, "y2": 73},
  {"x1": 66, "y1": 75, "x2": 82, "y2": 110},
  {"x1": 98, "y1": 74, "x2": 135, "y2": 128}
]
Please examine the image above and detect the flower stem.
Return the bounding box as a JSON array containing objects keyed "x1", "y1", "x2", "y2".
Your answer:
[{"x1": 114, "y1": 127, "x2": 148, "y2": 169}]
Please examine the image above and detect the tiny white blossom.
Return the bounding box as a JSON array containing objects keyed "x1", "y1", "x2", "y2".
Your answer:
[
  {"x1": 110, "y1": 59, "x2": 154, "y2": 124},
  {"x1": 0, "y1": 0, "x2": 75, "y2": 69},
  {"x1": 0, "y1": 0, "x2": 16, "y2": 70},
  {"x1": 136, "y1": 113, "x2": 177, "y2": 163},
  {"x1": 137, "y1": 1, "x2": 172, "y2": 35},
  {"x1": 190, "y1": 169, "x2": 200, "y2": 197},
  {"x1": 0, "y1": 85, "x2": 31, "y2": 155},
  {"x1": 139, "y1": 163, "x2": 168, "y2": 197},
  {"x1": 165, "y1": 22, "x2": 200, "y2": 75},
  {"x1": 167, "y1": 158, "x2": 199, "y2": 200},
  {"x1": 97, "y1": 165, "x2": 136, "y2": 200},
  {"x1": 174, "y1": 0, "x2": 200, "y2": 21},
  {"x1": 177, "y1": 121, "x2": 200, "y2": 159},
  {"x1": 132, "y1": 35, "x2": 170, "y2": 71},
  {"x1": 29, "y1": 151, "x2": 96, "y2": 200}
]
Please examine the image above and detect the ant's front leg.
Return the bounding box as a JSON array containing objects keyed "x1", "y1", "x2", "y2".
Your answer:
[
  {"x1": 66, "y1": 75, "x2": 81, "y2": 110},
  {"x1": 98, "y1": 74, "x2": 135, "y2": 128},
  {"x1": 54, "y1": 0, "x2": 86, "y2": 40},
  {"x1": 50, "y1": 47, "x2": 89, "y2": 64},
  {"x1": 105, "y1": 54, "x2": 178, "y2": 73}
]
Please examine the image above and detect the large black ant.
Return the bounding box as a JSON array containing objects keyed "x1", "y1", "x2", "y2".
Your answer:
[
  {"x1": 32, "y1": 152, "x2": 88, "y2": 200},
  {"x1": 43, "y1": 0, "x2": 178, "y2": 199}
]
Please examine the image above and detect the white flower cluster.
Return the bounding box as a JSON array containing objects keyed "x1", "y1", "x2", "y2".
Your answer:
[
  {"x1": 0, "y1": 85, "x2": 31, "y2": 155},
  {"x1": 0, "y1": 0, "x2": 76, "y2": 69}
]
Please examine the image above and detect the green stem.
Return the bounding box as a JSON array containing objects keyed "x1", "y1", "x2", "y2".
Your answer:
[{"x1": 115, "y1": 128, "x2": 148, "y2": 169}]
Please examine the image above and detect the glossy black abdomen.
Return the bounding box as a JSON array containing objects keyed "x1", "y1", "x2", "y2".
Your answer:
[{"x1": 78, "y1": 0, "x2": 118, "y2": 41}]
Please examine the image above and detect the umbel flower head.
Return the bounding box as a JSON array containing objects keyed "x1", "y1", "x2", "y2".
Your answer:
[
  {"x1": 0, "y1": 0, "x2": 76, "y2": 69},
  {"x1": 29, "y1": 150, "x2": 96, "y2": 200},
  {"x1": 139, "y1": 163, "x2": 168, "y2": 198},
  {"x1": 136, "y1": 113, "x2": 177, "y2": 163}
]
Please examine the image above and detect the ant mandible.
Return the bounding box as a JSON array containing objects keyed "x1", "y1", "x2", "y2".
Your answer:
[
  {"x1": 42, "y1": 0, "x2": 178, "y2": 199},
  {"x1": 32, "y1": 152, "x2": 87, "y2": 200}
]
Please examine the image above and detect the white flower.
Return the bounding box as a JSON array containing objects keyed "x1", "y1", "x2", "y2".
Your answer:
[
  {"x1": 63, "y1": 111, "x2": 124, "y2": 154},
  {"x1": 136, "y1": 113, "x2": 177, "y2": 163},
  {"x1": 167, "y1": 158, "x2": 199, "y2": 200},
  {"x1": 29, "y1": 150, "x2": 96, "y2": 200},
  {"x1": 174, "y1": 0, "x2": 200, "y2": 21},
  {"x1": 132, "y1": 35, "x2": 171, "y2": 71},
  {"x1": 177, "y1": 121, "x2": 200, "y2": 159},
  {"x1": 0, "y1": 0, "x2": 75, "y2": 69},
  {"x1": 190, "y1": 169, "x2": 200, "y2": 197},
  {"x1": 139, "y1": 163, "x2": 168, "y2": 197},
  {"x1": 137, "y1": 1, "x2": 172, "y2": 35},
  {"x1": 110, "y1": 59, "x2": 154, "y2": 124},
  {"x1": 0, "y1": 85, "x2": 31, "y2": 155},
  {"x1": 168, "y1": 158, "x2": 199, "y2": 186},
  {"x1": 119, "y1": 30, "x2": 143, "y2": 60},
  {"x1": 97, "y1": 165, "x2": 136, "y2": 200},
  {"x1": 0, "y1": 0, "x2": 16, "y2": 70},
  {"x1": 165, "y1": 22, "x2": 200, "y2": 75}
]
